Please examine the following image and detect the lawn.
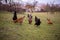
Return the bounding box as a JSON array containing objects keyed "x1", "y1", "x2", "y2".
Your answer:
[{"x1": 0, "y1": 11, "x2": 60, "y2": 40}]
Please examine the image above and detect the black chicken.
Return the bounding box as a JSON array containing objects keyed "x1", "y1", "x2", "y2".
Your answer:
[
  {"x1": 13, "y1": 11, "x2": 17, "y2": 23},
  {"x1": 35, "y1": 16, "x2": 41, "y2": 26}
]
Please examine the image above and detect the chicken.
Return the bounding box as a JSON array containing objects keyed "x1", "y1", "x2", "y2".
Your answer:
[
  {"x1": 27, "y1": 14, "x2": 29, "y2": 18},
  {"x1": 35, "y1": 16, "x2": 41, "y2": 26},
  {"x1": 13, "y1": 11, "x2": 17, "y2": 23},
  {"x1": 27, "y1": 14, "x2": 32, "y2": 24},
  {"x1": 16, "y1": 16, "x2": 25, "y2": 24},
  {"x1": 35, "y1": 16, "x2": 38, "y2": 22},
  {"x1": 47, "y1": 18, "x2": 53, "y2": 24},
  {"x1": 29, "y1": 18, "x2": 32, "y2": 24}
]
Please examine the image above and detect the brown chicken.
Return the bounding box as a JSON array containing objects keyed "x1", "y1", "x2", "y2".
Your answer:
[
  {"x1": 28, "y1": 14, "x2": 32, "y2": 24},
  {"x1": 29, "y1": 18, "x2": 32, "y2": 24},
  {"x1": 16, "y1": 16, "x2": 25, "y2": 24},
  {"x1": 47, "y1": 18, "x2": 53, "y2": 24}
]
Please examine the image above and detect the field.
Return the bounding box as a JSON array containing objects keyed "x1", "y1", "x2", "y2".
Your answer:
[{"x1": 0, "y1": 11, "x2": 60, "y2": 40}]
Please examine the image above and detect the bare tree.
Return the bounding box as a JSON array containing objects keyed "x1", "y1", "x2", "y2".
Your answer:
[
  {"x1": 0, "y1": 0, "x2": 2, "y2": 2},
  {"x1": 49, "y1": 0, "x2": 56, "y2": 14},
  {"x1": 32, "y1": 0, "x2": 38, "y2": 12},
  {"x1": 45, "y1": 0, "x2": 56, "y2": 14},
  {"x1": 5, "y1": 0, "x2": 7, "y2": 3},
  {"x1": 25, "y1": 0, "x2": 38, "y2": 12},
  {"x1": 45, "y1": 3, "x2": 50, "y2": 14}
]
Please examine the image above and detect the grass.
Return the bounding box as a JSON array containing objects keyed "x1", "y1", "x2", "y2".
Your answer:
[{"x1": 0, "y1": 11, "x2": 60, "y2": 40}]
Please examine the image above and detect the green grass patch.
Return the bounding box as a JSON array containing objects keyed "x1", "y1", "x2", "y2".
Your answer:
[{"x1": 0, "y1": 11, "x2": 60, "y2": 40}]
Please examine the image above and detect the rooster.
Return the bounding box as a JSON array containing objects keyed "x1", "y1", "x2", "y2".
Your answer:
[{"x1": 47, "y1": 18, "x2": 53, "y2": 24}]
